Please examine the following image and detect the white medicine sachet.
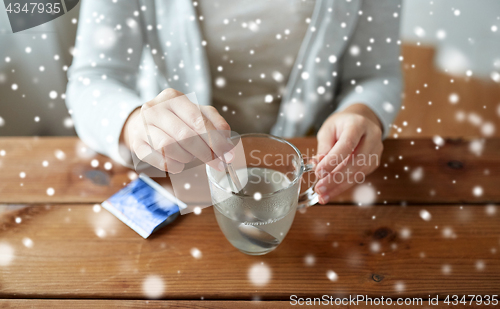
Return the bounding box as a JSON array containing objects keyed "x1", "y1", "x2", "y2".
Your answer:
[{"x1": 102, "y1": 174, "x2": 187, "y2": 238}]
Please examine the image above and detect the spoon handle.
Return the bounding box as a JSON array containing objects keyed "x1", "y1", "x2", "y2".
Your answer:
[{"x1": 226, "y1": 162, "x2": 243, "y2": 192}]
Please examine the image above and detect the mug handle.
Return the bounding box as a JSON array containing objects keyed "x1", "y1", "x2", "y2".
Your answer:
[{"x1": 297, "y1": 156, "x2": 319, "y2": 210}]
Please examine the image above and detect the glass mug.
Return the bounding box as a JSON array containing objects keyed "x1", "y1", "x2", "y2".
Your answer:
[{"x1": 206, "y1": 133, "x2": 319, "y2": 255}]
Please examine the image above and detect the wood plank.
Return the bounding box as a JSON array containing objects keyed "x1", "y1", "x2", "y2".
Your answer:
[
  {"x1": 0, "y1": 137, "x2": 499, "y2": 204},
  {"x1": 392, "y1": 44, "x2": 500, "y2": 139},
  {"x1": 0, "y1": 204, "x2": 499, "y2": 299},
  {"x1": 0, "y1": 137, "x2": 132, "y2": 204},
  {"x1": 0, "y1": 299, "x2": 493, "y2": 308}
]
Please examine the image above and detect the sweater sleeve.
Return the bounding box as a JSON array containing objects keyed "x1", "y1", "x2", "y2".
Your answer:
[
  {"x1": 66, "y1": 0, "x2": 144, "y2": 166},
  {"x1": 334, "y1": 0, "x2": 403, "y2": 139}
]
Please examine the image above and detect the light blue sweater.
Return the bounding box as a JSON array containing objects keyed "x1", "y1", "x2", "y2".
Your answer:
[{"x1": 67, "y1": 0, "x2": 402, "y2": 166}]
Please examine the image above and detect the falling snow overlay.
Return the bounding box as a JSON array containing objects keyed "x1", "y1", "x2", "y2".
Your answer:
[{"x1": 0, "y1": 0, "x2": 499, "y2": 304}]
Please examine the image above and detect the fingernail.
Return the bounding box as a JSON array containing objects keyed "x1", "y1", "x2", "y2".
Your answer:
[
  {"x1": 318, "y1": 195, "x2": 326, "y2": 204},
  {"x1": 316, "y1": 185, "x2": 327, "y2": 193},
  {"x1": 224, "y1": 151, "x2": 233, "y2": 162},
  {"x1": 218, "y1": 161, "x2": 225, "y2": 171}
]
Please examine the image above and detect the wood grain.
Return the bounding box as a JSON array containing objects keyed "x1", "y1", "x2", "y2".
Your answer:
[
  {"x1": 392, "y1": 44, "x2": 500, "y2": 139},
  {"x1": 0, "y1": 299, "x2": 492, "y2": 308},
  {"x1": 0, "y1": 137, "x2": 499, "y2": 204},
  {"x1": 0, "y1": 204, "x2": 499, "y2": 299},
  {"x1": 0, "y1": 137, "x2": 132, "y2": 204}
]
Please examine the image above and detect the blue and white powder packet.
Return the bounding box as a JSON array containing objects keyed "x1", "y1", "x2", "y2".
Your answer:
[{"x1": 102, "y1": 174, "x2": 187, "y2": 238}]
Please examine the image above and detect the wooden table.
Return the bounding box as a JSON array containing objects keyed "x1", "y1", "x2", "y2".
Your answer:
[{"x1": 0, "y1": 137, "x2": 499, "y2": 308}]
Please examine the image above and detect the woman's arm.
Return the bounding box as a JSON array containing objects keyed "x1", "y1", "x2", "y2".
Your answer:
[
  {"x1": 333, "y1": 0, "x2": 403, "y2": 138},
  {"x1": 314, "y1": 0, "x2": 403, "y2": 203},
  {"x1": 67, "y1": 0, "x2": 233, "y2": 172},
  {"x1": 66, "y1": 0, "x2": 145, "y2": 166}
]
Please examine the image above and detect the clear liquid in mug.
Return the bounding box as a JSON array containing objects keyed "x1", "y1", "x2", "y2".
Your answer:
[{"x1": 212, "y1": 167, "x2": 298, "y2": 255}]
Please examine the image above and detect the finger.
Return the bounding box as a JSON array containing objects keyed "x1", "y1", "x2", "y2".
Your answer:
[
  {"x1": 202, "y1": 106, "x2": 235, "y2": 162},
  {"x1": 315, "y1": 125, "x2": 364, "y2": 179},
  {"x1": 169, "y1": 97, "x2": 233, "y2": 160},
  {"x1": 345, "y1": 130, "x2": 383, "y2": 173},
  {"x1": 201, "y1": 105, "x2": 232, "y2": 139},
  {"x1": 133, "y1": 140, "x2": 185, "y2": 173},
  {"x1": 315, "y1": 163, "x2": 371, "y2": 204},
  {"x1": 316, "y1": 125, "x2": 336, "y2": 158},
  {"x1": 366, "y1": 142, "x2": 384, "y2": 173},
  {"x1": 148, "y1": 88, "x2": 185, "y2": 106},
  {"x1": 148, "y1": 109, "x2": 224, "y2": 170},
  {"x1": 145, "y1": 125, "x2": 194, "y2": 164},
  {"x1": 315, "y1": 141, "x2": 381, "y2": 204},
  {"x1": 315, "y1": 159, "x2": 362, "y2": 202}
]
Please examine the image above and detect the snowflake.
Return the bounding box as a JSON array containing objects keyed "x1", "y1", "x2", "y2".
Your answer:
[
  {"x1": 304, "y1": 254, "x2": 315, "y2": 266},
  {"x1": 328, "y1": 55, "x2": 337, "y2": 63},
  {"x1": 253, "y1": 192, "x2": 262, "y2": 201},
  {"x1": 442, "y1": 264, "x2": 452, "y2": 275},
  {"x1": 442, "y1": 227, "x2": 455, "y2": 238},
  {"x1": 400, "y1": 227, "x2": 411, "y2": 239},
  {"x1": 419, "y1": 209, "x2": 431, "y2": 221},
  {"x1": 476, "y1": 260, "x2": 485, "y2": 271},
  {"x1": 485, "y1": 204, "x2": 496, "y2": 216},
  {"x1": 383, "y1": 102, "x2": 394, "y2": 113},
  {"x1": 190, "y1": 248, "x2": 202, "y2": 259},
  {"x1": 394, "y1": 281, "x2": 405, "y2": 292},
  {"x1": 0, "y1": 243, "x2": 15, "y2": 266},
  {"x1": 414, "y1": 27, "x2": 425, "y2": 37},
  {"x1": 54, "y1": 149, "x2": 66, "y2": 160},
  {"x1": 411, "y1": 167, "x2": 424, "y2": 182},
  {"x1": 469, "y1": 139, "x2": 484, "y2": 156},
  {"x1": 22, "y1": 237, "x2": 33, "y2": 248},
  {"x1": 481, "y1": 122, "x2": 495, "y2": 136},
  {"x1": 272, "y1": 71, "x2": 284, "y2": 82},
  {"x1": 95, "y1": 228, "x2": 106, "y2": 238},
  {"x1": 436, "y1": 29, "x2": 446, "y2": 40},
  {"x1": 349, "y1": 45, "x2": 360, "y2": 56},
  {"x1": 249, "y1": 263, "x2": 271, "y2": 286},
  {"x1": 326, "y1": 270, "x2": 338, "y2": 281},
  {"x1": 448, "y1": 93, "x2": 459, "y2": 104},
  {"x1": 142, "y1": 275, "x2": 165, "y2": 299},
  {"x1": 432, "y1": 135, "x2": 445, "y2": 146},
  {"x1": 215, "y1": 77, "x2": 226, "y2": 88},
  {"x1": 353, "y1": 184, "x2": 376, "y2": 206},
  {"x1": 370, "y1": 242, "x2": 381, "y2": 253},
  {"x1": 473, "y1": 186, "x2": 483, "y2": 197}
]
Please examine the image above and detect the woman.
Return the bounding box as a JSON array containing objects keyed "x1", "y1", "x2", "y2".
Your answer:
[{"x1": 67, "y1": 0, "x2": 402, "y2": 204}]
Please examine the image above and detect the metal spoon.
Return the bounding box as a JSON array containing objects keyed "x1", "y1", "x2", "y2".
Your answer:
[
  {"x1": 238, "y1": 223, "x2": 280, "y2": 249},
  {"x1": 221, "y1": 156, "x2": 243, "y2": 194}
]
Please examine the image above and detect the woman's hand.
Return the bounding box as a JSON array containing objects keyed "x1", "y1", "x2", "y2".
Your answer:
[
  {"x1": 120, "y1": 88, "x2": 233, "y2": 173},
  {"x1": 314, "y1": 104, "x2": 384, "y2": 204}
]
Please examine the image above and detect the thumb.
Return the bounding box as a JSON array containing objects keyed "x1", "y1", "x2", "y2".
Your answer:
[{"x1": 316, "y1": 124, "x2": 336, "y2": 158}]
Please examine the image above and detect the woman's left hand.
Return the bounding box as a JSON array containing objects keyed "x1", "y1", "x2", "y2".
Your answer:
[{"x1": 314, "y1": 104, "x2": 384, "y2": 204}]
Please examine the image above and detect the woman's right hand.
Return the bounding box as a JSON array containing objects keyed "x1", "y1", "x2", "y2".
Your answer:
[{"x1": 120, "y1": 88, "x2": 233, "y2": 173}]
